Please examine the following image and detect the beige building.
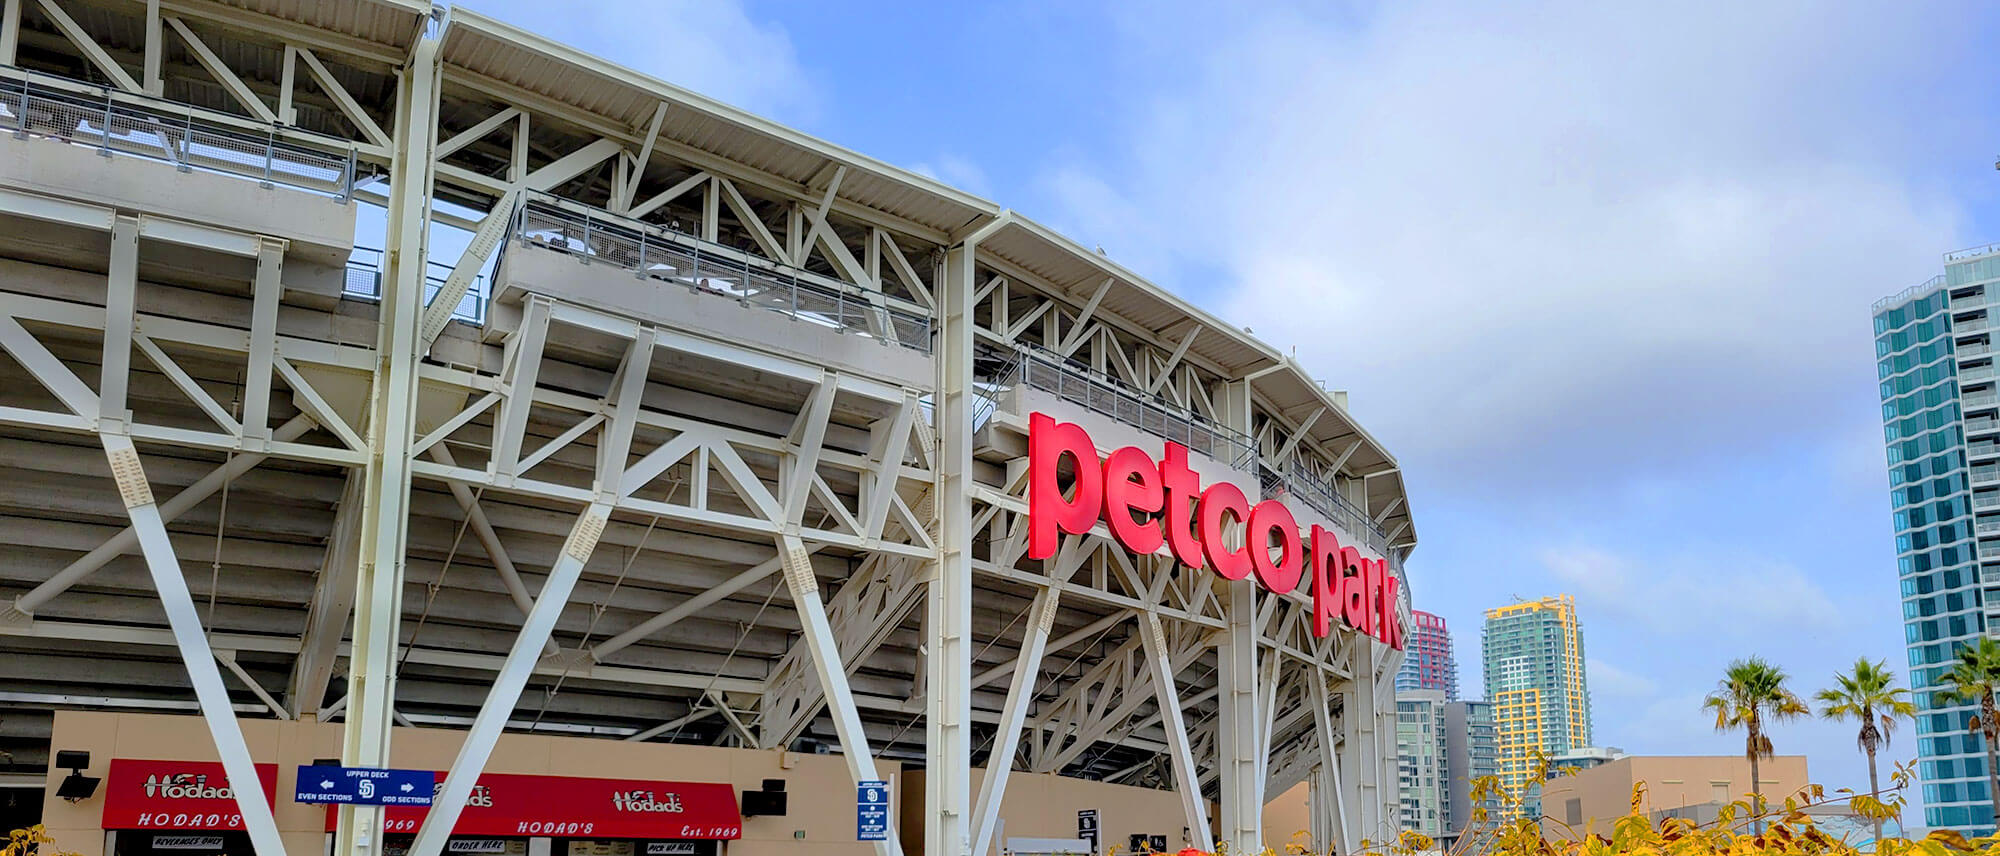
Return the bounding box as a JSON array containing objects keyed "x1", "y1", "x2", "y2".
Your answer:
[{"x1": 1538, "y1": 755, "x2": 1808, "y2": 840}]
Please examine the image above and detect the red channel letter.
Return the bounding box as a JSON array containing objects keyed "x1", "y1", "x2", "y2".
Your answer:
[
  {"x1": 1159, "y1": 442, "x2": 1206, "y2": 570},
  {"x1": 1102, "y1": 446, "x2": 1165, "y2": 554},
  {"x1": 1247, "y1": 500, "x2": 1303, "y2": 594},
  {"x1": 1199, "y1": 482, "x2": 1253, "y2": 581},
  {"x1": 1028, "y1": 413, "x2": 1102, "y2": 560},
  {"x1": 1309, "y1": 526, "x2": 1343, "y2": 638}
]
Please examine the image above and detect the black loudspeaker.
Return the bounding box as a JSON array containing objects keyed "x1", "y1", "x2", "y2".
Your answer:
[
  {"x1": 53, "y1": 750, "x2": 89, "y2": 770},
  {"x1": 56, "y1": 772, "x2": 100, "y2": 802},
  {"x1": 761, "y1": 778, "x2": 786, "y2": 793},
  {"x1": 741, "y1": 789, "x2": 788, "y2": 817}
]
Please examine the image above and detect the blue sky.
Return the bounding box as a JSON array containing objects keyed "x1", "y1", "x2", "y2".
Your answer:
[{"x1": 462, "y1": 0, "x2": 2000, "y2": 803}]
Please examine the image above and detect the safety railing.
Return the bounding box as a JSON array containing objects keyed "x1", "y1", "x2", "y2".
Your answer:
[
  {"x1": 343, "y1": 247, "x2": 488, "y2": 325},
  {"x1": 1267, "y1": 453, "x2": 1393, "y2": 553},
  {"x1": 0, "y1": 72, "x2": 356, "y2": 199},
  {"x1": 514, "y1": 195, "x2": 932, "y2": 353},
  {"x1": 1875, "y1": 275, "x2": 1948, "y2": 314},
  {"x1": 1948, "y1": 244, "x2": 2000, "y2": 263},
  {"x1": 1011, "y1": 345, "x2": 1257, "y2": 467}
]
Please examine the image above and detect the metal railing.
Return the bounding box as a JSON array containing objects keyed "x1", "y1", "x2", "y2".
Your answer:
[
  {"x1": 0, "y1": 72, "x2": 356, "y2": 199},
  {"x1": 1948, "y1": 244, "x2": 2000, "y2": 263},
  {"x1": 1266, "y1": 453, "x2": 1393, "y2": 553},
  {"x1": 1968, "y1": 392, "x2": 1998, "y2": 409},
  {"x1": 1974, "y1": 464, "x2": 2000, "y2": 484},
  {"x1": 343, "y1": 247, "x2": 488, "y2": 325},
  {"x1": 1012, "y1": 345, "x2": 1257, "y2": 467},
  {"x1": 1875, "y1": 275, "x2": 1947, "y2": 314},
  {"x1": 514, "y1": 195, "x2": 932, "y2": 353}
]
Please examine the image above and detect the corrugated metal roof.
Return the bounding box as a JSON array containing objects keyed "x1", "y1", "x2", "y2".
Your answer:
[{"x1": 211, "y1": 0, "x2": 429, "y2": 50}]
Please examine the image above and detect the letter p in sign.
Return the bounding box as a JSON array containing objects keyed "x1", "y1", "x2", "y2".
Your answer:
[{"x1": 856, "y1": 780, "x2": 889, "y2": 842}]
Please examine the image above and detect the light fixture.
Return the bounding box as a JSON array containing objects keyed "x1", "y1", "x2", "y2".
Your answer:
[{"x1": 54, "y1": 750, "x2": 99, "y2": 803}]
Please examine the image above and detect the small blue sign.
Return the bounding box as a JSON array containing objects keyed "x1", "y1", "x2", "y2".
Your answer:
[
  {"x1": 294, "y1": 766, "x2": 435, "y2": 806},
  {"x1": 856, "y1": 779, "x2": 889, "y2": 842}
]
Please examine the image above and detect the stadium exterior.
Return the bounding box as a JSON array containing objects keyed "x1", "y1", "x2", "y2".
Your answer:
[{"x1": 0, "y1": 3, "x2": 1418, "y2": 856}]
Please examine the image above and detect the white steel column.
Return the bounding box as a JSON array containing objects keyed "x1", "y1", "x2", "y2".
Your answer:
[
  {"x1": 777, "y1": 533, "x2": 901, "y2": 856},
  {"x1": 102, "y1": 434, "x2": 288, "y2": 856},
  {"x1": 970, "y1": 587, "x2": 1060, "y2": 856},
  {"x1": 1217, "y1": 582, "x2": 1262, "y2": 854},
  {"x1": 1344, "y1": 642, "x2": 1383, "y2": 844},
  {"x1": 338, "y1": 18, "x2": 439, "y2": 856},
  {"x1": 929, "y1": 232, "x2": 983, "y2": 856}
]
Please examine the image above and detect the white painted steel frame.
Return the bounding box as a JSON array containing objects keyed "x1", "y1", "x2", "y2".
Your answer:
[{"x1": 0, "y1": 6, "x2": 1416, "y2": 856}]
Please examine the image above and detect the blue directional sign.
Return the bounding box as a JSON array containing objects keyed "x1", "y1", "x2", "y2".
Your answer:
[
  {"x1": 294, "y1": 766, "x2": 435, "y2": 806},
  {"x1": 856, "y1": 780, "x2": 889, "y2": 842}
]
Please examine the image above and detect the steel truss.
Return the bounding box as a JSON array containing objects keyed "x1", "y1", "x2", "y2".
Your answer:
[{"x1": 0, "y1": 3, "x2": 1414, "y2": 855}]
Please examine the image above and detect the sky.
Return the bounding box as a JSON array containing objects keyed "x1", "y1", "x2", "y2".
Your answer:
[{"x1": 460, "y1": 0, "x2": 2000, "y2": 807}]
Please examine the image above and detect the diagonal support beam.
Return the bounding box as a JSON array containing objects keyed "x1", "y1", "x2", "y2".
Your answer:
[
  {"x1": 165, "y1": 17, "x2": 274, "y2": 121},
  {"x1": 100, "y1": 432, "x2": 286, "y2": 856},
  {"x1": 36, "y1": 0, "x2": 139, "y2": 92},
  {"x1": 407, "y1": 503, "x2": 611, "y2": 856},
  {"x1": 1137, "y1": 613, "x2": 1213, "y2": 849},
  {"x1": 971, "y1": 587, "x2": 1060, "y2": 856},
  {"x1": 772, "y1": 533, "x2": 901, "y2": 856},
  {"x1": 293, "y1": 46, "x2": 389, "y2": 148}
]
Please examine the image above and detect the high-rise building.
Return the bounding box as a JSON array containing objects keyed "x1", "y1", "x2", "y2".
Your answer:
[
  {"x1": 1482, "y1": 595, "x2": 1591, "y2": 820},
  {"x1": 1397, "y1": 689, "x2": 1449, "y2": 838},
  {"x1": 1443, "y1": 699, "x2": 1500, "y2": 844},
  {"x1": 1398, "y1": 610, "x2": 1459, "y2": 700},
  {"x1": 1873, "y1": 245, "x2": 2000, "y2": 834}
]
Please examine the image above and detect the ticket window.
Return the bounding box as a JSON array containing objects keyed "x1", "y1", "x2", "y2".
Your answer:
[
  {"x1": 110, "y1": 831, "x2": 256, "y2": 856},
  {"x1": 372, "y1": 835, "x2": 533, "y2": 856},
  {"x1": 558, "y1": 838, "x2": 719, "y2": 856}
]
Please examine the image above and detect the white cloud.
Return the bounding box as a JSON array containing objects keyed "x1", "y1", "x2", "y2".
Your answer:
[
  {"x1": 457, "y1": 0, "x2": 818, "y2": 123},
  {"x1": 1541, "y1": 544, "x2": 1841, "y2": 635},
  {"x1": 1588, "y1": 657, "x2": 1659, "y2": 699},
  {"x1": 1040, "y1": 1, "x2": 1981, "y2": 488}
]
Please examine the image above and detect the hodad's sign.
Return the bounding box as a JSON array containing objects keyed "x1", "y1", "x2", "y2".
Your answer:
[{"x1": 1028, "y1": 413, "x2": 1403, "y2": 649}]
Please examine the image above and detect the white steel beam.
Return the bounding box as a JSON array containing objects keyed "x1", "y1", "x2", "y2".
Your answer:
[
  {"x1": 1308, "y1": 666, "x2": 1351, "y2": 855},
  {"x1": 294, "y1": 46, "x2": 390, "y2": 148},
  {"x1": 164, "y1": 16, "x2": 275, "y2": 122},
  {"x1": 1138, "y1": 613, "x2": 1212, "y2": 849},
  {"x1": 0, "y1": 0, "x2": 20, "y2": 66},
  {"x1": 337, "y1": 25, "x2": 439, "y2": 856},
  {"x1": 773, "y1": 533, "x2": 900, "y2": 856},
  {"x1": 1216, "y1": 583, "x2": 1262, "y2": 854},
  {"x1": 930, "y1": 238, "x2": 977, "y2": 856},
  {"x1": 288, "y1": 470, "x2": 363, "y2": 718},
  {"x1": 5, "y1": 415, "x2": 314, "y2": 618},
  {"x1": 99, "y1": 215, "x2": 139, "y2": 430},
  {"x1": 35, "y1": 0, "x2": 140, "y2": 91},
  {"x1": 969, "y1": 587, "x2": 1059, "y2": 856},
  {"x1": 240, "y1": 239, "x2": 283, "y2": 441},
  {"x1": 100, "y1": 433, "x2": 286, "y2": 856},
  {"x1": 407, "y1": 503, "x2": 611, "y2": 856},
  {"x1": 587, "y1": 547, "x2": 811, "y2": 663}
]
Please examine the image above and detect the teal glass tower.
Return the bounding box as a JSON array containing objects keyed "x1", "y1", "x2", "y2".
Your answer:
[{"x1": 1875, "y1": 244, "x2": 2000, "y2": 833}]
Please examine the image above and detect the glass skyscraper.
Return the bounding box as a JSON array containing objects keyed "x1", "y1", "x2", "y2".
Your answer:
[
  {"x1": 1398, "y1": 610, "x2": 1460, "y2": 700},
  {"x1": 1874, "y1": 244, "x2": 2000, "y2": 834},
  {"x1": 1481, "y1": 595, "x2": 1591, "y2": 821}
]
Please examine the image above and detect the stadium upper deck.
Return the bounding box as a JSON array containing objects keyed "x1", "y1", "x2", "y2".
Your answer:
[{"x1": 0, "y1": 3, "x2": 1415, "y2": 856}]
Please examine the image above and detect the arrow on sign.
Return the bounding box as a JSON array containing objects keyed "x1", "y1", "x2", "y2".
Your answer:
[
  {"x1": 400, "y1": 782, "x2": 414, "y2": 792},
  {"x1": 320, "y1": 780, "x2": 335, "y2": 789}
]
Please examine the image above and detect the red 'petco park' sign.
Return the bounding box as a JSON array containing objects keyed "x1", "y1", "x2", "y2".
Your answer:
[
  {"x1": 322, "y1": 772, "x2": 742, "y2": 839},
  {"x1": 1029, "y1": 413, "x2": 1402, "y2": 649},
  {"x1": 102, "y1": 759, "x2": 280, "y2": 831}
]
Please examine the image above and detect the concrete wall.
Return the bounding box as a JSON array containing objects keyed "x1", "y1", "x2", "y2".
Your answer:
[
  {"x1": 40, "y1": 711, "x2": 899, "y2": 856},
  {"x1": 1537, "y1": 755, "x2": 1809, "y2": 840},
  {"x1": 897, "y1": 768, "x2": 1193, "y2": 856},
  {"x1": 492, "y1": 246, "x2": 932, "y2": 391},
  {"x1": 0, "y1": 139, "x2": 355, "y2": 267}
]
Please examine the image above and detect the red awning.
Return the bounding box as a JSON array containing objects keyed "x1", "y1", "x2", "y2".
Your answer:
[
  {"x1": 323, "y1": 772, "x2": 743, "y2": 839},
  {"x1": 102, "y1": 759, "x2": 280, "y2": 831}
]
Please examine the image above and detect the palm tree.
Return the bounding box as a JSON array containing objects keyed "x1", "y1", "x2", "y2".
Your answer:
[
  {"x1": 1817, "y1": 658, "x2": 1916, "y2": 843},
  {"x1": 1938, "y1": 636, "x2": 2000, "y2": 830},
  {"x1": 1703, "y1": 657, "x2": 1808, "y2": 833}
]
